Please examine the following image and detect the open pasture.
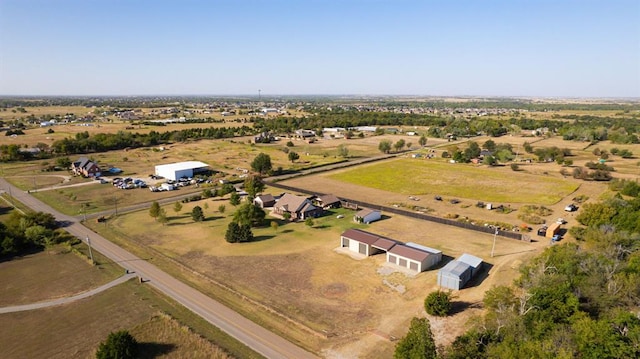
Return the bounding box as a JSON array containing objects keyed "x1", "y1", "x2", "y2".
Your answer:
[{"x1": 328, "y1": 158, "x2": 579, "y2": 204}]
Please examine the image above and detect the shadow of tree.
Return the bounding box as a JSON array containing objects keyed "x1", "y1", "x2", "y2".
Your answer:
[{"x1": 137, "y1": 342, "x2": 176, "y2": 358}]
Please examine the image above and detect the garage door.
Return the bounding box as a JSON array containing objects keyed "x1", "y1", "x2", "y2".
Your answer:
[
  {"x1": 399, "y1": 258, "x2": 407, "y2": 267},
  {"x1": 359, "y1": 243, "x2": 367, "y2": 255},
  {"x1": 388, "y1": 255, "x2": 397, "y2": 264},
  {"x1": 410, "y1": 262, "x2": 419, "y2": 271}
]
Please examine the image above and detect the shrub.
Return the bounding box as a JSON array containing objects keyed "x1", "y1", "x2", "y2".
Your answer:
[
  {"x1": 424, "y1": 290, "x2": 453, "y2": 317},
  {"x1": 96, "y1": 330, "x2": 138, "y2": 359}
]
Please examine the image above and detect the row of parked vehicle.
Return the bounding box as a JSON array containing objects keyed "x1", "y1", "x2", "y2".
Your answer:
[{"x1": 112, "y1": 177, "x2": 147, "y2": 189}]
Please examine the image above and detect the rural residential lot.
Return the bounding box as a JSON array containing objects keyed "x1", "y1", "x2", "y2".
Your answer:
[{"x1": 1, "y1": 97, "x2": 639, "y2": 358}]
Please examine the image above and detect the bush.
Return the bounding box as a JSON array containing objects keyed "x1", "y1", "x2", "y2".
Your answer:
[
  {"x1": 96, "y1": 330, "x2": 138, "y2": 359},
  {"x1": 424, "y1": 290, "x2": 452, "y2": 317}
]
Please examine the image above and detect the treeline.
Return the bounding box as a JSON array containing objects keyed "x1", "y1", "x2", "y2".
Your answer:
[
  {"x1": 51, "y1": 126, "x2": 254, "y2": 155},
  {"x1": 437, "y1": 190, "x2": 640, "y2": 358},
  {"x1": 0, "y1": 211, "x2": 78, "y2": 258}
]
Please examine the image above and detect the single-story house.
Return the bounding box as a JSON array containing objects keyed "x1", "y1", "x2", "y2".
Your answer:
[
  {"x1": 72, "y1": 157, "x2": 101, "y2": 178},
  {"x1": 315, "y1": 194, "x2": 341, "y2": 209},
  {"x1": 155, "y1": 161, "x2": 210, "y2": 181},
  {"x1": 273, "y1": 193, "x2": 322, "y2": 220},
  {"x1": 354, "y1": 208, "x2": 381, "y2": 224},
  {"x1": 340, "y1": 228, "x2": 398, "y2": 256},
  {"x1": 254, "y1": 194, "x2": 276, "y2": 208},
  {"x1": 437, "y1": 253, "x2": 484, "y2": 290},
  {"x1": 387, "y1": 243, "x2": 442, "y2": 273}
]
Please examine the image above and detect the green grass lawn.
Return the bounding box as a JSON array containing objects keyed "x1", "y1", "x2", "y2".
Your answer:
[{"x1": 329, "y1": 158, "x2": 580, "y2": 204}]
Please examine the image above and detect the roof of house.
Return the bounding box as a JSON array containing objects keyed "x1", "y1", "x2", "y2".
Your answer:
[
  {"x1": 406, "y1": 242, "x2": 442, "y2": 255},
  {"x1": 255, "y1": 194, "x2": 275, "y2": 203},
  {"x1": 155, "y1": 161, "x2": 209, "y2": 172},
  {"x1": 388, "y1": 244, "x2": 431, "y2": 262},
  {"x1": 317, "y1": 194, "x2": 341, "y2": 205},
  {"x1": 74, "y1": 157, "x2": 99, "y2": 170},
  {"x1": 356, "y1": 208, "x2": 380, "y2": 218},
  {"x1": 440, "y1": 260, "x2": 471, "y2": 277},
  {"x1": 341, "y1": 229, "x2": 398, "y2": 251},
  {"x1": 276, "y1": 193, "x2": 315, "y2": 213},
  {"x1": 457, "y1": 253, "x2": 483, "y2": 268}
]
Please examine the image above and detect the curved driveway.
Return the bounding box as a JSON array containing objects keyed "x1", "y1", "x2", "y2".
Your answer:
[{"x1": 0, "y1": 178, "x2": 318, "y2": 359}]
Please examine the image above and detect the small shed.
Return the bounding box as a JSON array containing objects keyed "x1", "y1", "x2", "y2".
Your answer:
[
  {"x1": 457, "y1": 253, "x2": 483, "y2": 277},
  {"x1": 546, "y1": 223, "x2": 561, "y2": 238},
  {"x1": 437, "y1": 260, "x2": 472, "y2": 290},
  {"x1": 254, "y1": 194, "x2": 276, "y2": 208},
  {"x1": 340, "y1": 229, "x2": 397, "y2": 256},
  {"x1": 387, "y1": 243, "x2": 441, "y2": 273},
  {"x1": 354, "y1": 208, "x2": 381, "y2": 224}
]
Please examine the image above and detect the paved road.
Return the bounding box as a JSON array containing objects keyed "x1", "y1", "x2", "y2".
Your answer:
[
  {"x1": 0, "y1": 178, "x2": 318, "y2": 359},
  {"x1": 0, "y1": 273, "x2": 137, "y2": 314}
]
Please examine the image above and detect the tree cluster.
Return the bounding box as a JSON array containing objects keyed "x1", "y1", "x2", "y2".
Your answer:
[{"x1": 1, "y1": 210, "x2": 76, "y2": 258}]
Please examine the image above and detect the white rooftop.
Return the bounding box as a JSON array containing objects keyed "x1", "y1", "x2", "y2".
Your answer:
[
  {"x1": 457, "y1": 253, "x2": 483, "y2": 268},
  {"x1": 406, "y1": 242, "x2": 442, "y2": 255},
  {"x1": 155, "y1": 161, "x2": 209, "y2": 172}
]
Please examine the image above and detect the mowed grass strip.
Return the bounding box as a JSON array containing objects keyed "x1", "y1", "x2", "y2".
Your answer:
[{"x1": 328, "y1": 158, "x2": 579, "y2": 204}]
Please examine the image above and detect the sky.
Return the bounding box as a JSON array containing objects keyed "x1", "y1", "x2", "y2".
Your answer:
[{"x1": 0, "y1": 0, "x2": 639, "y2": 97}]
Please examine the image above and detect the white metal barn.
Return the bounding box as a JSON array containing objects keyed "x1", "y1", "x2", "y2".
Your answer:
[
  {"x1": 457, "y1": 253, "x2": 483, "y2": 277},
  {"x1": 154, "y1": 161, "x2": 209, "y2": 181}
]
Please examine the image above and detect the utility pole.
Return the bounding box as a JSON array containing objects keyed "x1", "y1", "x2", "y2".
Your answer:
[
  {"x1": 82, "y1": 204, "x2": 87, "y2": 222},
  {"x1": 491, "y1": 228, "x2": 499, "y2": 257},
  {"x1": 85, "y1": 235, "x2": 95, "y2": 264}
]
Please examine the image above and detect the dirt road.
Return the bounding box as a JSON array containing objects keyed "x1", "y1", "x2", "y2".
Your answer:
[{"x1": 0, "y1": 178, "x2": 318, "y2": 359}]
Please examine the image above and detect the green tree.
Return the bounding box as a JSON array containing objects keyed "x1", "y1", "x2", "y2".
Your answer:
[
  {"x1": 157, "y1": 208, "x2": 169, "y2": 226},
  {"x1": 394, "y1": 139, "x2": 406, "y2": 152},
  {"x1": 286, "y1": 141, "x2": 294, "y2": 147},
  {"x1": 394, "y1": 317, "x2": 437, "y2": 359},
  {"x1": 191, "y1": 206, "x2": 204, "y2": 222},
  {"x1": 379, "y1": 140, "x2": 392, "y2": 154},
  {"x1": 270, "y1": 220, "x2": 279, "y2": 233},
  {"x1": 149, "y1": 201, "x2": 161, "y2": 221},
  {"x1": 218, "y1": 204, "x2": 226, "y2": 214},
  {"x1": 233, "y1": 203, "x2": 266, "y2": 227},
  {"x1": 483, "y1": 155, "x2": 497, "y2": 166},
  {"x1": 225, "y1": 222, "x2": 241, "y2": 243},
  {"x1": 56, "y1": 156, "x2": 72, "y2": 169},
  {"x1": 173, "y1": 201, "x2": 183, "y2": 214},
  {"x1": 96, "y1": 330, "x2": 138, "y2": 359},
  {"x1": 510, "y1": 163, "x2": 520, "y2": 171},
  {"x1": 251, "y1": 153, "x2": 272, "y2": 174},
  {"x1": 419, "y1": 135, "x2": 427, "y2": 147},
  {"x1": 244, "y1": 175, "x2": 265, "y2": 199},
  {"x1": 337, "y1": 144, "x2": 349, "y2": 157},
  {"x1": 424, "y1": 290, "x2": 453, "y2": 316},
  {"x1": 230, "y1": 191, "x2": 241, "y2": 206},
  {"x1": 305, "y1": 218, "x2": 314, "y2": 228},
  {"x1": 288, "y1": 151, "x2": 300, "y2": 162},
  {"x1": 523, "y1": 141, "x2": 533, "y2": 153},
  {"x1": 483, "y1": 139, "x2": 496, "y2": 151}
]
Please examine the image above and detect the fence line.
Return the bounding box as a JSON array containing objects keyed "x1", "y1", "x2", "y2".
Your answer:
[{"x1": 265, "y1": 181, "x2": 528, "y2": 241}]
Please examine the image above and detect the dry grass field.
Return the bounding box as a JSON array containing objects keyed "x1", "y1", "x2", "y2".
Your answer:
[
  {"x1": 0, "y1": 249, "x2": 256, "y2": 359},
  {"x1": 0, "y1": 246, "x2": 119, "y2": 306}
]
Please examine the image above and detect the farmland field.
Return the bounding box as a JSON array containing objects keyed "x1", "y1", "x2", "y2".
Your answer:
[{"x1": 328, "y1": 158, "x2": 579, "y2": 204}]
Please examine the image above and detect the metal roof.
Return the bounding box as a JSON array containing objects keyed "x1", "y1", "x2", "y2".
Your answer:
[
  {"x1": 457, "y1": 253, "x2": 483, "y2": 268},
  {"x1": 406, "y1": 242, "x2": 441, "y2": 255},
  {"x1": 388, "y1": 244, "x2": 431, "y2": 262},
  {"x1": 440, "y1": 260, "x2": 471, "y2": 277},
  {"x1": 155, "y1": 161, "x2": 209, "y2": 172}
]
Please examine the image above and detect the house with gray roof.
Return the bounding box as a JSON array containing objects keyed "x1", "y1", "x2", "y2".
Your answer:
[{"x1": 273, "y1": 193, "x2": 322, "y2": 221}]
